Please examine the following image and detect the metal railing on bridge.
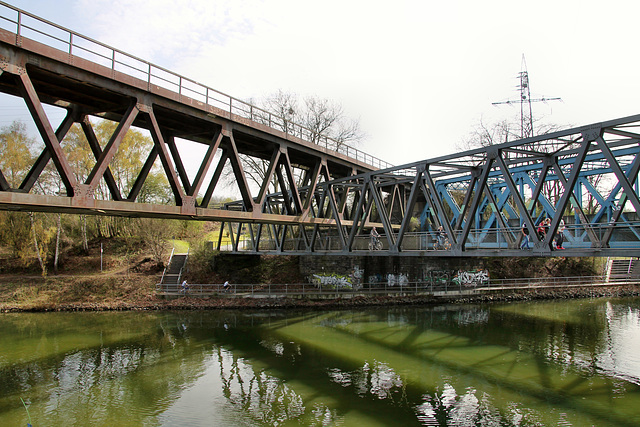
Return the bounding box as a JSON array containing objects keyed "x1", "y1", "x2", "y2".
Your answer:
[
  {"x1": 0, "y1": 2, "x2": 391, "y2": 170},
  {"x1": 216, "y1": 221, "x2": 640, "y2": 255}
]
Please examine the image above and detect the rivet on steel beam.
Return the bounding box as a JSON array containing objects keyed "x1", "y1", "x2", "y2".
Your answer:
[{"x1": 581, "y1": 125, "x2": 602, "y2": 142}]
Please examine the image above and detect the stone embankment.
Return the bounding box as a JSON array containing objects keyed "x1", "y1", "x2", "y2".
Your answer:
[{"x1": 3, "y1": 283, "x2": 638, "y2": 312}]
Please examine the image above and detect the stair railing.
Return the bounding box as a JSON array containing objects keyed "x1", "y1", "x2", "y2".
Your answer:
[
  {"x1": 175, "y1": 247, "x2": 190, "y2": 285},
  {"x1": 161, "y1": 247, "x2": 175, "y2": 285}
]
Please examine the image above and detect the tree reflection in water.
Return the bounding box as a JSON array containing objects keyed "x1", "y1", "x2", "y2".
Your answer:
[
  {"x1": 1, "y1": 300, "x2": 640, "y2": 426},
  {"x1": 215, "y1": 346, "x2": 339, "y2": 425}
]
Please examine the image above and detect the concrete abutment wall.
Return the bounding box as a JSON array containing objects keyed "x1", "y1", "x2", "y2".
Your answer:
[{"x1": 299, "y1": 255, "x2": 488, "y2": 285}]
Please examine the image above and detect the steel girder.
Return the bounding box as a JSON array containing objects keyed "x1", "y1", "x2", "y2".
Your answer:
[
  {"x1": 0, "y1": 17, "x2": 378, "y2": 225},
  {"x1": 221, "y1": 115, "x2": 640, "y2": 257},
  {"x1": 2, "y1": 4, "x2": 640, "y2": 258}
]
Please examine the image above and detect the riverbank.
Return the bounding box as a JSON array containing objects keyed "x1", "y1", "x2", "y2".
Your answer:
[
  {"x1": 0, "y1": 244, "x2": 636, "y2": 312},
  {"x1": 1, "y1": 273, "x2": 638, "y2": 312}
]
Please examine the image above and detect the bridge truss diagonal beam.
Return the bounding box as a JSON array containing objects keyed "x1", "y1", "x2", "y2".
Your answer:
[
  {"x1": 0, "y1": 18, "x2": 377, "y2": 225},
  {"x1": 219, "y1": 114, "x2": 640, "y2": 258},
  {"x1": 2, "y1": 4, "x2": 640, "y2": 258}
]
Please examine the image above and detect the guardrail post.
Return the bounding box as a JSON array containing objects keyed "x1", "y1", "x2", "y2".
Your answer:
[{"x1": 16, "y1": 10, "x2": 21, "y2": 41}]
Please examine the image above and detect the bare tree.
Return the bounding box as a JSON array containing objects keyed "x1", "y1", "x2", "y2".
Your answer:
[
  {"x1": 239, "y1": 90, "x2": 365, "y2": 193},
  {"x1": 459, "y1": 116, "x2": 562, "y2": 151},
  {"x1": 459, "y1": 116, "x2": 613, "y2": 216}
]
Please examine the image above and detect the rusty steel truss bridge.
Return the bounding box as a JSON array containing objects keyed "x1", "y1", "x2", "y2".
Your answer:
[{"x1": 1, "y1": 3, "x2": 640, "y2": 258}]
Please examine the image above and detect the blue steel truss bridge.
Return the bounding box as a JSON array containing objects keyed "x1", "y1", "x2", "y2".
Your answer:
[
  {"x1": 219, "y1": 114, "x2": 640, "y2": 258},
  {"x1": 0, "y1": 3, "x2": 639, "y2": 259}
]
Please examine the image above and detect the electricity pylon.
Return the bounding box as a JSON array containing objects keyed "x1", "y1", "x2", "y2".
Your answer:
[{"x1": 492, "y1": 55, "x2": 561, "y2": 139}]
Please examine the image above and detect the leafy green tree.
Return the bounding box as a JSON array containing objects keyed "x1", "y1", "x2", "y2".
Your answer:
[
  {"x1": 63, "y1": 123, "x2": 95, "y2": 183},
  {"x1": 0, "y1": 121, "x2": 36, "y2": 187},
  {"x1": 0, "y1": 211, "x2": 31, "y2": 260},
  {"x1": 62, "y1": 119, "x2": 172, "y2": 238}
]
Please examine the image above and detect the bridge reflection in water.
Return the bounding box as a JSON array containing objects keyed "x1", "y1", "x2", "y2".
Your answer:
[{"x1": 1, "y1": 300, "x2": 639, "y2": 426}]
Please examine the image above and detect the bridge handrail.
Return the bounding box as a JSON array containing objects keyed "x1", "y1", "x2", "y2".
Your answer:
[
  {"x1": 0, "y1": 2, "x2": 392, "y2": 171},
  {"x1": 223, "y1": 220, "x2": 640, "y2": 253},
  {"x1": 160, "y1": 247, "x2": 175, "y2": 285},
  {"x1": 176, "y1": 247, "x2": 190, "y2": 285}
]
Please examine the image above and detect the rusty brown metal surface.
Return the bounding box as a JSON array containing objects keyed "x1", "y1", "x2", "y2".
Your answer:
[{"x1": 0, "y1": 4, "x2": 385, "y2": 228}]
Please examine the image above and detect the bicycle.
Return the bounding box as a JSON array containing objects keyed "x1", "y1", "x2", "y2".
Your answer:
[{"x1": 368, "y1": 238, "x2": 383, "y2": 251}]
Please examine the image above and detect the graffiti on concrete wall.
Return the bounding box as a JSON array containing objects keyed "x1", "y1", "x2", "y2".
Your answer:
[
  {"x1": 309, "y1": 265, "x2": 364, "y2": 290},
  {"x1": 367, "y1": 273, "x2": 410, "y2": 287},
  {"x1": 308, "y1": 266, "x2": 489, "y2": 289},
  {"x1": 352, "y1": 265, "x2": 364, "y2": 282},
  {"x1": 426, "y1": 270, "x2": 453, "y2": 285},
  {"x1": 452, "y1": 269, "x2": 489, "y2": 286},
  {"x1": 368, "y1": 274, "x2": 384, "y2": 285},
  {"x1": 426, "y1": 269, "x2": 489, "y2": 287},
  {"x1": 387, "y1": 273, "x2": 409, "y2": 287},
  {"x1": 310, "y1": 273, "x2": 354, "y2": 289}
]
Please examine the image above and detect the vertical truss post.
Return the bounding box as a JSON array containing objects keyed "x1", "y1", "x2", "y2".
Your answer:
[
  {"x1": 495, "y1": 156, "x2": 537, "y2": 241},
  {"x1": 368, "y1": 178, "x2": 396, "y2": 250},
  {"x1": 460, "y1": 157, "x2": 493, "y2": 250},
  {"x1": 425, "y1": 166, "x2": 455, "y2": 244},
  {"x1": 396, "y1": 166, "x2": 424, "y2": 250},
  {"x1": 346, "y1": 179, "x2": 369, "y2": 250}
]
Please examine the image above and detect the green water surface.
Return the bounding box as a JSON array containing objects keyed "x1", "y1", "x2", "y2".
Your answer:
[{"x1": 1, "y1": 297, "x2": 639, "y2": 426}]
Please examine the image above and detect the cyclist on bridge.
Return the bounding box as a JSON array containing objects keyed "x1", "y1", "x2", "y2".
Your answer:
[
  {"x1": 370, "y1": 227, "x2": 380, "y2": 250},
  {"x1": 435, "y1": 226, "x2": 448, "y2": 250}
]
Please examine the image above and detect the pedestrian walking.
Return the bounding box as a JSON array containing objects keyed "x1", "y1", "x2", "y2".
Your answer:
[{"x1": 520, "y1": 223, "x2": 530, "y2": 250}]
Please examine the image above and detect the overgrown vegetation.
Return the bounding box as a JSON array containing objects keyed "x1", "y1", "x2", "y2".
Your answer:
[
  {"x1": 186, "y1": 243, "x2": 305, "y2": 285},
  {"x1": 485, "y1": 256, "x2": 602, "y2": 279}
]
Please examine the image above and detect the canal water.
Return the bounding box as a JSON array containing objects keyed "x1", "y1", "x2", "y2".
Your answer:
[{"x1": 1, "y1": 297, "x2": 640, "y2": 426}]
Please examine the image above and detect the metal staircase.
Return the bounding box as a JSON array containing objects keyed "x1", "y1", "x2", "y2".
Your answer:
[
  {"x1": 606, "y1": 258, "x2": 640, "y2": 282},
  {"x1": 160, "y1": 251, "x2": 189, "y2": 285}
]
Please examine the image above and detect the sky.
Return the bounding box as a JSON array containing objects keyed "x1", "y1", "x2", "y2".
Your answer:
[{"x1": 3, "y1": 0, "x2": 640, "y2": 168}]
